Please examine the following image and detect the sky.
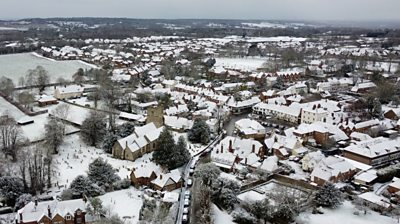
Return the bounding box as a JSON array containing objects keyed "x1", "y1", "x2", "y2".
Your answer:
[{"x1": 1, "y1": 0, "x2": 400, "y2": 22}]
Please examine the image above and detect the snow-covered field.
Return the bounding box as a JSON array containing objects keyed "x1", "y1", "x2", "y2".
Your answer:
[
  {"x1": 98, "y1": 188, "x2": 143, "y2": 224},
  {"x1": 0, "y1": 53, "x2": 96, "y2": 85},
  {"x1": 0, "y1": 96, "x2": 25, "y2": 120},
  {"x1": 297, "y1": 201, "x2": 396, "y2": 224},
  {"x1": 214, "y1": 57, "x2": 267, "y2": 72}
]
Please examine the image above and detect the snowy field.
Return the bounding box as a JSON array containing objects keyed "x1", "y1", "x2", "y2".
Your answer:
[
  {"x1": 0, "y1": 53, "x2": 96, "y2": 85},
  {"x1": 214, "y1": 57, "x2": 267, "y2": 72},
  {"x1": 0, "y1": 96, "x2": 26, "y2": 120},
  {"x1": 98, "y1": 188, "x2": 143, "y2": 224},
  {"x1": 297, "y1": 201, "x2": 396, "y2": 224}
]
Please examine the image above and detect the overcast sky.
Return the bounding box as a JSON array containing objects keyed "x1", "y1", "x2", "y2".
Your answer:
[{"x1": 2, "y1": 0, "x2": 400, "y2": 21}]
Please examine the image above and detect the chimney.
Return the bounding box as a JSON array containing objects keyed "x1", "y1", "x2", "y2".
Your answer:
[
  {"x1": 244, "y1": 158, "x2": 248, "y2": 165},
  {"x1": 47, "y1": 205, "x2": 52, "y2": 218},
  {"x1": 19, "y1": 213, "x2": 23, "y2": 222},
  {"x1": 34, "y1": 199, "x2": 38, "y2": 206},
  {"x1": 159, "y1": 174, "x2": 162, "y2": 180},
  {"x1": 229, "y1": 140, "x2": 233, "y2": 153},
  {"x1": 221, "y1": 144, "x2": 223, "y2": 153},
  {"x1": 125, "y1": 141, "x2": 128, "y2": 149},
  {"x1": 252, "y1": 144, "x2": 255, "y2": 153}
]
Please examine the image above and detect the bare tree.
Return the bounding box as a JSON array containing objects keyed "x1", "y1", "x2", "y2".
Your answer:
[
  {"x1": 44, "y1": 118, "x2": 65, "y2": 154},
  {"x1": 51, "y1": 104, "x2": 70, "y2": 134},
  {"x1": 26, "y1": 66, "x2": 50, "y2": 91},
  {"x1": 0, "y1": 76, "x2": 15, "y2": 97},
  {"x1": 18, "y1": 91, "x2": 35, "y2": 110},
  {"x1": 0, "y1": 116, "x2": 24, "y2": 162}
]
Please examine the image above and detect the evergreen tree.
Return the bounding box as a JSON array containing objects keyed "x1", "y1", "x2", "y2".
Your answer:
[
  {"x1": 80, "y1": 111, "x2": 107, "y2": 147},
  {"x1": 153, "y1": 128, "x2": 177, "y2": 169},
  {"x1": 194, "y1": 163, "x2": 221, "y2": 186},
  {"x1": 188, "y1": 119, "x2": 210, "y2": 144},
  {"x1": 87, "y1": 158, "x2": 120, "y2": 188},
  {"x1": 69, "y1": 175, "x2": 104, "y2": 198},
  {"x1": 102, "y1": 132, "x2": 118, "y2": 153},
  {"x1": 314, "y1": 182, "x2": 343, "y2": 208},
  {"x1": 211, "y1": 177, "x2": 240, "y2": 210},
  {"x1": 117, "y1": 122, "x2": 135, "y2": 138},
  {"x1": 15, "y1": 193, "x2": 32, "y2": 209},
  {"x1": 0, "y1": 176, "x2": 25, "y2": 206},
  {"x1": 371, "y1": 98, "x2": 382, "y2": 118},
  {"x1": 174, "y1": 136, "x2": 191, "y2": 168}
]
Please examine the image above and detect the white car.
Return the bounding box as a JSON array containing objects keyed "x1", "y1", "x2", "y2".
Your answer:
[
  {"x1": 184, "y1": 190, "x2": 191, "y2": 199},
  {"x1": 187, "y1": 178, "x2": 193, "y2": 186},
  {"x1": 184, "y1": 198, "x2": 190, "y2": 207},
  {"x1": 183, "y1": 207, "x2": 189, "y2": 214},
  {"x1": 182, "y1": 214, "x2": 188, "y2": 223}
]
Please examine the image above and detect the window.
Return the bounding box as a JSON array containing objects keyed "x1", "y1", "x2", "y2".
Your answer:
[
  {"x1": 65, "y1": 215, "x2": 72, "y2": 220},
  {"x1": 76, "y1": 217, "x2": 82, "y2": 224}
]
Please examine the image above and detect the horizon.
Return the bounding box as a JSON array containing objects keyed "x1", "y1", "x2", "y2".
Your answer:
[{"x1": 2, "y1": 0, "x2": 400, "y2": 23}]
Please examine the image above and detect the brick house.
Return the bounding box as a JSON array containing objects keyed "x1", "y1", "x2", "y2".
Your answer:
[
  {"x1": 17, "y1": 199, "x2": 88, "y2": 224},
  {"x1": 311, "y1": 156, "x2": 357, "y2": 186}
]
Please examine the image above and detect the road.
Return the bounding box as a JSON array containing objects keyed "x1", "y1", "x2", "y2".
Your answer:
[{"x1": 175, "y1": 135, "x2": 222, "y2": 224}]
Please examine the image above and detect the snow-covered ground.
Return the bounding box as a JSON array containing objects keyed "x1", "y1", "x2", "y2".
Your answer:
[
  {"x1": 214, "y1": 57, "x2": 267, "y2": 72},
  {"x1": 0, "y1": 52, "x2": 96, "y2": 85},
  {"x1": 171, "y1": 131, "x2": 207, "y2": 156},
  {"x1": 297, "y1": 200, "x2": 396, "y2": 224},
  {"x1": 98, "y1": 188, "x2": 143, "y2": 224},
  {"x1": 212, "y1": 204, "x2": 235, "y2": 224},
  {"x1": 0, "y1": 96, "x2": 25, "y2": 120},
  {"x1": 51, "y1": 134, "x2": 136, "y2": 191}
]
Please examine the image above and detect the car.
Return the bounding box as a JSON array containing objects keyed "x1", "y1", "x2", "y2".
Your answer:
[
  {"x1": 183, "y1": 207, "x2": 189, "y2": 215},
  {"x1": 187, "y1": 178, "x2": 193, "y2": 187},
  {"x1": 189, "y1": 168, "x2": 194, "y2": 175},
  {"x1": 182, "y1": 214, "x2": 188, "y2": 223},
  {"x1": 184, "y1": 190, "x2": 191, "y2": 199},
  {"x1": 184, "y1": 198, "x2": 190, "y2": 207}
]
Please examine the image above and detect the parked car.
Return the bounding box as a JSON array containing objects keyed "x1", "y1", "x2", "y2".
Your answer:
[
  {"x1": 187, "y1": 178, "x2": 193, "y2": 187},
  {"x1": 184, "y1": 198, "x2": 190, "y2": 207},
  {"x1": 182, "y1": 214, "x2": 188, "y2": 223}
]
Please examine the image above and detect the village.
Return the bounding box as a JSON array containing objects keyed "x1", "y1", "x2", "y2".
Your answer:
[{"x1": 0, "y1": 18, "x2": 400, "y2": 224}]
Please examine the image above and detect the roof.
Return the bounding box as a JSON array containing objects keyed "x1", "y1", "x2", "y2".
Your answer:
[
  {"x1": 235, "y1": 118, "x2": 265, "y2": 135},
  {"x1": 343, "y1": 137, "x2": 400, "y2": 159},
  {"x1": 17, "y1": 199, "x2": 86, "y2": 223},
  {"x1": 117, "y1": 123, "x2": 163, "y2": 153},
  {"x1": 151, "y1": 169, "x2": 182, "y2": 188},
  {"x1": 359, "y1": 192, "x2": 391, "y2": 208},
  {"x1": 311, "y1": 156, "x2": 356, "y2": 182}
]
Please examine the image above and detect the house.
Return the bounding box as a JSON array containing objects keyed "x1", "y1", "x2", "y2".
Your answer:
[
  {"x1": 259, "y1": 156, "x2": 279, "y2": 173},
  {"x1": 301, "y1": 151, "x2": 325, "y2": 172},
  {"x1": 130, "y1": 159, "x2": 161, "y2": 187},
  {"x1": 112, "y1": 123, "x2": 163, "y2": 161},
  {"x1": 342, "y1": 137, "x2": 400, "y2": 166},
  {"x1": 264, "y1": 133, "x2": 304, "y2": 159},
  {"x1": 165, "y1": 104, "x2": 189, "y2": 116},
  {"x1": 151, "y1": 169, "x2": 183, "y2": 191},
  {"x1": 17, "y1": 199, "x2": 88, "y2": 224},
  {"x1": 118, "y1": 112, "x2": 146, "y2": 124},
  {"x1": 358, "y1": 192, "x2": 392, "y2": 211},
  {"x1": 353, "y1": 169, "x2": 378, "y2": 188},
  {"x1": 234, "y1": 119, "x2": 266, "y2": 139},
  {"x1": 54, "y1": 85, "x2": 84, "y2": 100},
  {"x1": 310, "y1": 156, "x2": 357, "y2": 186},
  {"x1": 37, "y1": 95, "x2": 58, "y2": 107},
  {"x1": 227, "y1": 96, "x2": 261, "y2": 115},
  {"x1": 383, "y1": 107, "x2": 400, "y2": 120},
  {"x1": 211, "y1": 136, "x2": 264, "y2": 171},
  {"x1": 252, "y1": 102, "x2": 301, "y2": 124},
  {"x1": 289, "y1": 122, "x2": 348, "y2": 146},
  {"x1": 351, "y1": 82, "x2": 376, "y2": 93},
  {"x1": 164, "y1": 116, "x2": 193, "y2": 132}
]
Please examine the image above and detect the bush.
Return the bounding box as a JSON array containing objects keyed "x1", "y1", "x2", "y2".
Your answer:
[
  {"x1": 113, "y1": 178, "x2": 131, "y2": 190},
  {"x1": 232, "y1": 211, "x2": 257, "y2": 224}
]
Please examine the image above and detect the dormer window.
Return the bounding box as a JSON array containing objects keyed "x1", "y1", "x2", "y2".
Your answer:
[{"x1": 65, "y1": 215, "x2": 72, "y2": 220}]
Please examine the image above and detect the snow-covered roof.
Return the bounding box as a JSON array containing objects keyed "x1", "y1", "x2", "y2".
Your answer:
[
  {"x1": 117, "y1": 123, "x2": 163, "y2": 153},
  {"x1": 311, "y1": 156, "x2": 356, "y2": 182},
  {"x1": 343, "y1": 137, "x2": 400, "y2": 159}
]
